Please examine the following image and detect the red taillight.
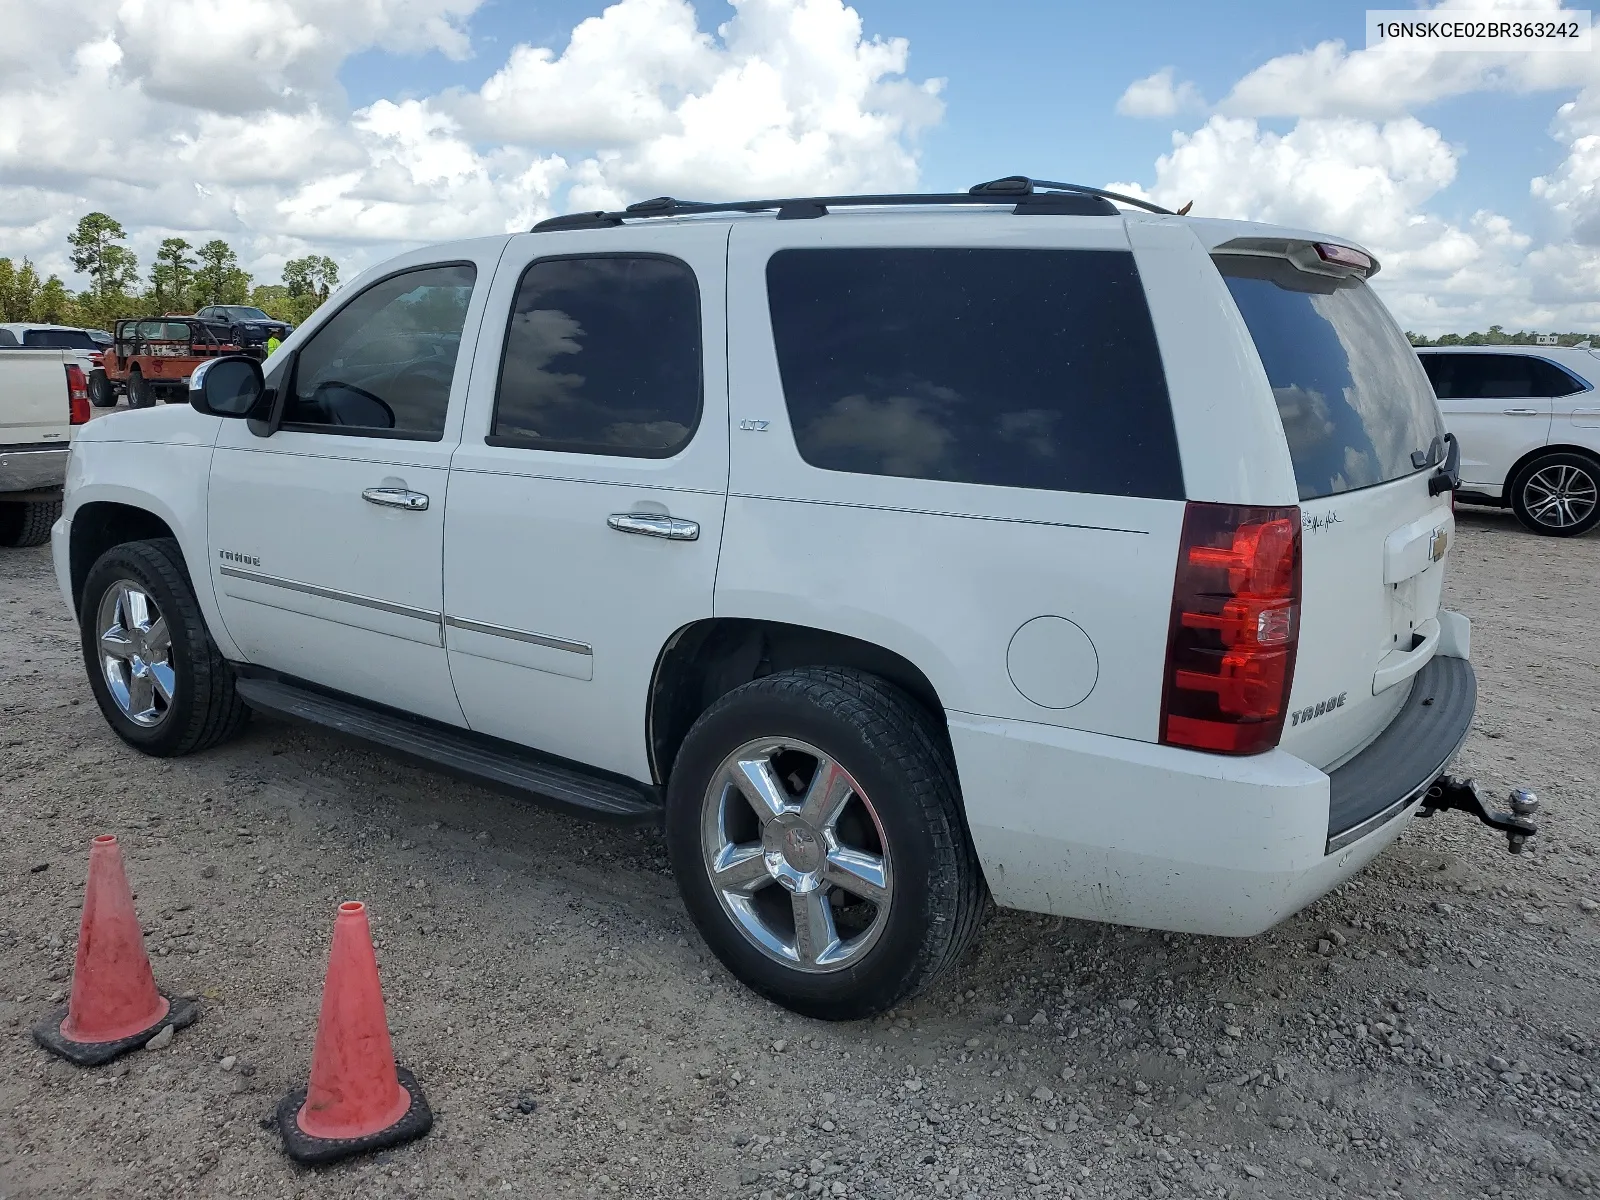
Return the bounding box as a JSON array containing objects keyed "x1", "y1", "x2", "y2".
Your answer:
[
  {"x1": 1160, "y1": 502, "x2": 1301, "y2": 755},
  {"x1": 65, "y1": 364, "x2": 91, "y2": 426}
]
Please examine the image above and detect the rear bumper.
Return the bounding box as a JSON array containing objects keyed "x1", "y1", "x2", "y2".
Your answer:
[
  {"x1": 1326, "y1": 654, "x2": 1476, "y2": 851},
  {"x1": 951, "y1": 654, "x2": 1475, "y2": 937},
  {"x1": 0, "y1": 444, "x2": 69, "y2": 493}
]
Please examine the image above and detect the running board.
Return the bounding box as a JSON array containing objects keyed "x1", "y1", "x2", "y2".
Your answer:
[{"x1": 234, "y1": 676, "x2": 662, "y2": 824}]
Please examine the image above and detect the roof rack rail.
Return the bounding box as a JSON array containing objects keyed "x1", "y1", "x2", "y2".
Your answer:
[{"x1": 530, "y1": 175, "x2": 1175, "y2": 231}]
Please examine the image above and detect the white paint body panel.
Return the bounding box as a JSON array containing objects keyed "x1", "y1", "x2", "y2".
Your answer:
[
  {"x1": 442, "y1": 224, "x2": 730, "y2": 781},
  {"x1": 50, "y1": 404, "x2": 240, "y2": 658},
  {"x1": 0, "y1": 349, "x2": 74, "y2": 450},
  {"x1": 950, "y1": 711, "x2": 1411, "y2": 934},
  {"x1": 206, "y1": 237, "x2": 510, "y2": 727}
]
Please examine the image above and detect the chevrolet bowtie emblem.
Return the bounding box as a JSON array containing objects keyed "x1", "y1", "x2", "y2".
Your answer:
[{"x1": 1429, "y1": 527, "x2": 1448, "y2": 562}]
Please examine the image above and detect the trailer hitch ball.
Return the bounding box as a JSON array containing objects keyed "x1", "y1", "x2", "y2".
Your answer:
[{"x1": 1418, "y1": 776, "x2": 1539, "y2": 854}]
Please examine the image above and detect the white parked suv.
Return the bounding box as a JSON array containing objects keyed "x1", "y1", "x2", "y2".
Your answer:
[
  {"x1": 50, "y1": 179, "x2": 1530, "y2": 1017},
  {"x1": 1417, "y1": 345, "x2": 1600, "y2": 536}
]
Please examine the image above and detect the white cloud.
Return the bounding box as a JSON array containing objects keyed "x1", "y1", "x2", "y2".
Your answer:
[
  {"x1": 1116, "y1": 68, "x2": 1203, "y2": 119},
  {"x1": 1221, "y1": 0, "x2": 1593, "y2": 120},
  {"x1": 459, "y1": 0, "x2": 942, "y2": 204},
  {"x1": 0, "y1": 0, "x2": 939, "y2": 298},
  {"x1": 1111, "y1": 1, "x2": 1600, "y2": 334}
]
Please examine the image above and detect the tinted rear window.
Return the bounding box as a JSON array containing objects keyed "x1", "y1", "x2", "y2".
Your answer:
[
  {"x1": 1421, "y1": 352, "x2": 1586, "y2": 399},
  {"x1": 491, "y1": 255, "x2": 702, "y2": 457},
  {"x1": 1218, "y1": 255, "x2": 1445, "y2": 501},
  {"x1": 766, "y1": 248, "x2": 1183, "y2": 499},
  {"x1": 22, "y1": 329, "x2": 98, "y2": 350}
]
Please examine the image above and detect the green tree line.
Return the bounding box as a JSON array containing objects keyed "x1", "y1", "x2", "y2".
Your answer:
[
  {"x1": 1407, "y1": 325, "x2": 1596, "y2": 347},
  {"x1": 0, "y1": 212, "x2": 339, "y2": 331}
]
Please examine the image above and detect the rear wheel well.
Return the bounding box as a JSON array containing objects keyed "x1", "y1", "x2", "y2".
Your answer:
[
  {"x1": 647, "y1": 619, "x2": 947, "y2": 785},
  {"x1": 1503, "y1": 443, "x2": 1600, "y2": 502},
  {"x1": 69, "y1": 502, "x2": 178, "y2": 616}
]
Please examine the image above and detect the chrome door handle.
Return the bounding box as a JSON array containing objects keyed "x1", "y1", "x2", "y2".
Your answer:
[
  {"x1": 607, "y1": 513, "x2": 700, "y2": 541},
  {"x1": 1502, "y1": 408, "x2": 1540, "y2": 415},
  {"x1": 362, "y1": 487, "x2": 429, "y2": 511}
]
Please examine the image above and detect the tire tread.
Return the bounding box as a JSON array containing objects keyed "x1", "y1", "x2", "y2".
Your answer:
[
  {"x1": 81, "y1": 537, "x2": 247, "y2": 755},
  {"x1": 674, "y1": 666, "x2": 987, "y2": 1017}
]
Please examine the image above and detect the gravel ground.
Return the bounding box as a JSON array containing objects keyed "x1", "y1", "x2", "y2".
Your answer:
[{"x1": 1, "y1": 506, "x2": 1597, "y2": 1200}]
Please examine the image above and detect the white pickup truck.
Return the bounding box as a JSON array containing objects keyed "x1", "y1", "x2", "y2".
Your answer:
[{"x1": 1, "y1": 349, "x2": 89, "y2": 546}]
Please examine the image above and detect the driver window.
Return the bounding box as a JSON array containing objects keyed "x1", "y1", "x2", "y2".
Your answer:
[{"x1": 284, "y1": 263, "x2": 476, "y2": 438}]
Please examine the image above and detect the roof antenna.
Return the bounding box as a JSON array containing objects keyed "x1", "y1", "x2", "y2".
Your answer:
[{"x1": 1176, "y1": 200, "x2": 1193, "y2": 216}]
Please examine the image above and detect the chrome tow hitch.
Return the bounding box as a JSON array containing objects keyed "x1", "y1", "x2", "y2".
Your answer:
[{"x1": 1417, "y1": 776, "x2": 1539, "y2": 853}]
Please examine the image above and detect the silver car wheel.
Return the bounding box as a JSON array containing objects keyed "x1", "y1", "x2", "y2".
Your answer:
[
  {"x1": 96, "y1": 580, "x2": 176, "y2": 727},
  {"x1": 700, "y1": 737, "x2": 893, "y2": 974},
  {"x1": 1523, "y1": 462, "x2": 1599, "y2": 529}
]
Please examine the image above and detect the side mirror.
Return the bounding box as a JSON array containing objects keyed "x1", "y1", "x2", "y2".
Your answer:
[{"x1": 190, "y1": 356, "x2": 265, "y2": 418}]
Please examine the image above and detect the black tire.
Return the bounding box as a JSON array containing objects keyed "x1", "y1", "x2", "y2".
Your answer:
[
  {"x1": 87, "y1": 370, "x2": 116, "y2": 408},
  {"x1": 665, "y1": 668, "x2": 986, "y2": 1020},
  {"x1": 79, "y1": 538, "x2": 249, "y2": 756},
  {"x1": 0, "y1": 498, "x2": 62, "y2": 548},
  {"x1": 1509, "y1": 450, "x2": 1600, "y2": 537},
  {"x1": 128, "y1": 369, "x2": 154, "y2": 409}
]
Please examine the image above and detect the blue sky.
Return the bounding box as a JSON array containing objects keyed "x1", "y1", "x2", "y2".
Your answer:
[
  {"x1": 4, "y1": 0, "x2": 1598, "y2": 331},
  {"x1": 334, "y1": 0, "x2": 1566, "y2": 231}
]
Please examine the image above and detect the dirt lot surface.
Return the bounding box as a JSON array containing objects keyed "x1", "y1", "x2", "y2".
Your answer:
[{"x1": 1, "y1": 509, "x2": 1597, "y2": 1200}]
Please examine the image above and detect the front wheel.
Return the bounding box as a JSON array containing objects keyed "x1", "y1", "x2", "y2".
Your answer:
[
  {"x1": 1510, "y1": 451, "x2": 1600, "y2": 536},
  {"x1": 665, "y1": 668, "x2": 986, "y2": 1020},
  {"x1": 79, "y1": 538, "x2": 249, "y2": 756}
]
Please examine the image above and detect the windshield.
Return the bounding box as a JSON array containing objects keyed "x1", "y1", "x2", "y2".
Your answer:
[
  {"x1": 1217, "y1": 255, "x2": 1445, "y2": 500},
  {"x1": 224, "y1": 307, "x2": 271, "y2": 321},
  {"x1": 22, "y1": 328, "x2": 99, "y2": 350}
]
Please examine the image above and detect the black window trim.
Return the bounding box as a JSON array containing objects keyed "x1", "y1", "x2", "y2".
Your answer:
[
  {"x1": 1418, "y1": 348, "x2": 1593, "y2": 398},
  {"x1": 276, "y1": 258, "x2": 478, "y2": 444},
  {"x1": 483, "y1": 251, "x2": 705, "y2": 460}
]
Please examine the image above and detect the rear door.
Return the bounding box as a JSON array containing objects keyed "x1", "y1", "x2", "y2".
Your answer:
[
  {"x1": 1215, "y1": 253, "x2": 1454, "y2": 771},
  {"x1": 441, "y1": 225, "x2": 729, "y2": 782},
  {"x1": 1419, "y1": 352, "x2": 1554, "y2": 493}
]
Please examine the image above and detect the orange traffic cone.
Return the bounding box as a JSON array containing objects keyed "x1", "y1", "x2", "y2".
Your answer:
[
  {"x1": 276, "y1": 901, "x2": 431, "y2": 1164},
  {"x1": 32, "y1": 835, "x2": 198, "y2": 1065}
]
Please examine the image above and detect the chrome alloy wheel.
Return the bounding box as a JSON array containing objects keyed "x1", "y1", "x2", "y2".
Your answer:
[
  {"x1": 96, "y1": 580, "x2": 175, "y2": 727},
  {"x1": 700, "y1": 738, "x2": 892, "y2": 973},
  {"x1": 1524, "y1": 462, "x2": 1599, "y2": 529}
]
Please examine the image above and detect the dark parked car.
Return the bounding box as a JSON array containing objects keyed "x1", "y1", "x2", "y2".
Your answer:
[{"x1": 194, "y1": 305, "x2": 293, "y2": 349}]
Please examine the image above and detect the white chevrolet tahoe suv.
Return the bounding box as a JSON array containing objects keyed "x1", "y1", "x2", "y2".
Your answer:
[{"x1": 52, "y1": 179, "x2": 1518, "y2": 1019}]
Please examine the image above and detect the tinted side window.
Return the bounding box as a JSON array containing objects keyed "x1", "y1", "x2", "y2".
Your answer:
[
  {"x1": 490, "y1": 255, "x2": 702, "y2": 457},
  {"x1": 286, "y1": 263, "x2": 476, "y2": 438},
  {"x1": 765, "y1": 248, "x2": 1182, "y2": 499},
  {"x1": 1528, "y1": 358, "x2": 1586, "y2": 397},
  {"x1": 1421, "y1": 353, "x2": 1564, "y2": 400},
  {"x1": 22, "y1": 329, "x2": 98, "y2": 350},
  {"x1": 0, "y1": 329, "x2": 17, "y2": 347}
]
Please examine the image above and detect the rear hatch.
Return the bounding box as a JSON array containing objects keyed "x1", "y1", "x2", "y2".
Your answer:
[{"x1": 1214, "y1": 247, "x2": 1455, "y2": 773}]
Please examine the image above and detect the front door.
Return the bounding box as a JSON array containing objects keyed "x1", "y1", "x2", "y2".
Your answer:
[
  {"x1": 207, "y1": 251, "x2": 496, "y2": 726},
  {"x1": 443, "y1": 226, "x2": 730, "y2": 782},
  {"x1": 1421, "y1": 352, "x2": 1554, "y2": 493}
]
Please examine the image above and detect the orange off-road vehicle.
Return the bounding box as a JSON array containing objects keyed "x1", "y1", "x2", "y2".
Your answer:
[{"x1": 105, "y1": 316, "x2": 244, "y2": 407}]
